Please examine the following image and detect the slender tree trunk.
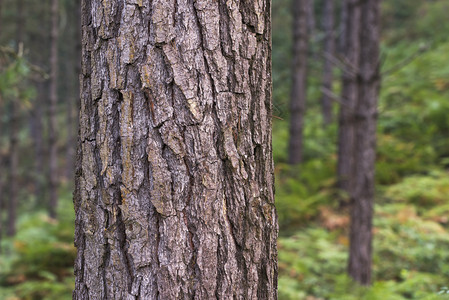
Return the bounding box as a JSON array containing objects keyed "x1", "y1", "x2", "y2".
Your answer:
[
  {"x1": 0, "y1": 154, "x2": 3, "y2": 250},
  {"x1": 73, "y1": 1, "x2": 277, "y2": 299},
  {"x1": 31, "y1": 82, "x2": 46, "y2": 203},
  {"x1": 321, "y1": 0, "x2": 335, "y2": 125},
  {"x1": 66, "y1": 0, "x2": 81, "y2": 180},
  {"x1": 338, "y1": 0, "x2": 348, "y2": 55},
  {"x1": 348, "y1": 0, "x2": 381, "y2": 286},
  {"x1": 0, "y1": 0, "x2": 4, "y2": 245},
  {"x1": 7, "y1": 0, "x2": 24, "y2": 237},
  {"x1": 306, "y1": 0, "x2": 315, "y2": 40},
  {"x1": 7, "y1": 101, "x2": 19, "y2": 237},
  {"x1": 0, "y1": 0, "x2": 2, "y2": 36},
  {"x1": 288, "y1": 0, "x2": 309, "y2": 164},
  {"x1": 48, "y1": 0, "x2": 59, "y2": 218},
  {"x1": 337, "y1": 0, "x2": 361, "y2": 196}
]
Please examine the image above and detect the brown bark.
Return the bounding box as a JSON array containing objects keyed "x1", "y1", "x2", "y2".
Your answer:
[
  {"x1": 321, "y1": 0, "x2": 335, "y2": 125},
  {"x1": 288, "y1": 0, "x2": 309, "y2": 164},
  {"x1": 73, "y1": 0, "x2": 277, "y2": 299},
  {"x1": 48, "y1": 0, "x2": 59, "y2": 218},
  {"x1": 337, "y1": 0, "x2": 361, "y2": 196},
  {"x1": 348, "y1": 0, "x2": 381, "y2": 285}
]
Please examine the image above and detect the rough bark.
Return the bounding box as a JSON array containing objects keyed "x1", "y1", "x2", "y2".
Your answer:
[
  {"x1": 337, "y1": 0, "x2": 360, "y2": 196},
  {"x1": 348, "y1": 0, "x2": 381, "y2": 285},
  {"x1": 7, "y1": 0, "x2": 24, "y2": 237},
  {"x1": 320, "y1": 0, "x2": 335, "y2": 125},
  {"x1": 288, "y1": 0, "x2": 308, "y2": 164},
  {"x1": 48, "y1": 0, "x2": 59, "y2": 218},
  {"x1": 73, "y1": 0, "x2": 277, "y2": 299}
]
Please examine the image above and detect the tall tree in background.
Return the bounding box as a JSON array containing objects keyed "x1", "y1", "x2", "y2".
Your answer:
[
  {"x1": 337, "y1": 0, "x2": 360, "y2": 197},
  {"x1": 0, "y1": 0, "x2": 4, "y2": 245},
  {"x1": 348, "y1": 0, "x2": 381, "y2": 285},
  {"x1": 288, "y1": 0, "x2": 309, "y2": 164},
  {"x1": 306, "y1": 0, "x2": 315, "y2": 40},
  {"x1": 338, "y1": 0, "x2": 348, "y2": 54},
  {"x1": 28, "y1": 0, "x2": 49, "y2": 206},
  {"x1": 48, "y1": 0, "x2": 59, "y2": 218},
  {"x1": 73, "y1": 0, "x2": 277, "y2": 298},
  {"x1": 320, "y1": 0, "x2": 335, "y2": 125},
  {"x1": 7, "y1": 0, "x2": 24, "y2": 237},
  {"x1": 65, "y1": 0, "x2": 81, "y2": 180}
]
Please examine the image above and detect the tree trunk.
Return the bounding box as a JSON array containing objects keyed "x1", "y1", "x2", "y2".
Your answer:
[
  {"x1": 48, "y1": 0, "x2": 59, "y2": 218},
  {"x1": 7, "y1": 101, "x2": 19, "y2": 237},
  {"x1": 31, "y1": 81, "x2": 46, "y2": 204},
  {"x1": 0, "y1": 153, "x2": 4, "y2": 250},
  {"x1": 338, "y1": 0, "x2": 348, "y2": 55},
  {"x1": 288, "y1": 0, "x2": 309, "y2": 164},
  {"x1": 348, "y1": 0, "x2": 380, "y2": 286},
  {"x1": 73, "y1": 0, "x2": 277, "y2": 299},
  {"x1": 7, "y1": 0, "x2": 24, "y2": 237},
  {"x1": 0, "y1": 0, "x2": 4, "y2": 245},
  {"x1": 66, "y1": 0, "x2": 81, "y2": 180},
  {"x1": 306, "y1": 0, "x2": 315, "y2": 40},
  {"x1": 320, "y1": 0, "x2": 335, "y2": 125},
  {"x1": 337, "y1": 0, "x2": 361, "y2": 196}
]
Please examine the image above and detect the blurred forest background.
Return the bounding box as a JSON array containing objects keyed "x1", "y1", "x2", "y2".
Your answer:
[{"x1": 1, "y1": 0, "x2": 449, "y2": 299}]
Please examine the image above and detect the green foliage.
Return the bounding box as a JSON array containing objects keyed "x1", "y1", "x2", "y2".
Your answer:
[
  {"x1": 384, "y1": 171, "x2": 449, "y2": 208},
  {"x1": 0, "y1": 198, "x2": 75, "y2": 300},
  {"x1": 0, "y1": 52, "x2": 36, "y2": 109},
  {"x1": 278, "y1": 202, "x2": 449, "y2": 299},
  {"x1": 275, "y1": 157, "x2": 338, "y2": 230}
]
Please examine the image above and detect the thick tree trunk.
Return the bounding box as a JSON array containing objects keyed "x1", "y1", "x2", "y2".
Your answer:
[
  {"x1": 321, "y1": 0, "x2": 335, "y2": 125},
  {"x1": 73, "y1": 0, "x2": 277, "y2": 299},
  {"x1": 48, "y1": 0, "x2": 59, "y2": 218},
  {"x1": 348, "y1": 0, "x2": 380, "y2": 286},
  {"x1": 337, "y1": 0, "x2": 360, "y2": 196},
  {"x1": 7, "y1": 0, "x2": 24, "y2": 237},
  {"x1": 288, "y1": 0, "x2": 308, "y2": 164}
]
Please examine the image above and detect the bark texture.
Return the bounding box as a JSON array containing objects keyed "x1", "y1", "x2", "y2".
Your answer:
[
  {"x1": 48, "y1": 0, "x2": 59, "y2": 218},
  {"x1": 320, "y1": 0, "x2": 335, "y2": 125},
  {"x1": 348, "y1": 0, "x2": 380, "y2": 285},
  {"x1": 288, "y1": 0, "x2": 308, "y2": 164},
  {"x1": 337, "y1": 0, "x2": 360, "y2": 196},
  {"x1": 74, "y1": 0, "x2": 277, "y2": 299}
]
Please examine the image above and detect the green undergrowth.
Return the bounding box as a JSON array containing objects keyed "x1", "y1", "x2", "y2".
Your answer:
[{"x1": 0, "y1": 196, "x2": 75, "y2": 300}]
